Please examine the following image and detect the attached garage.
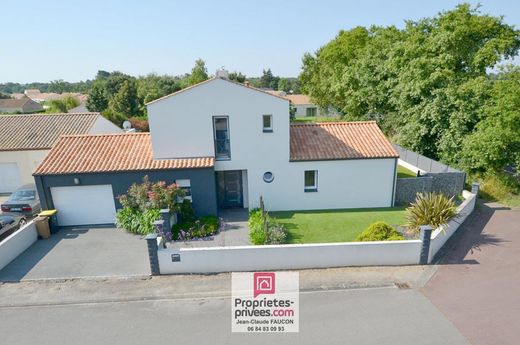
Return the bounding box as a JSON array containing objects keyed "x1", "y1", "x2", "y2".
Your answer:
[
  {"x1": 33, "y1": 133, "x2": 218, "y2": 228},
  {"x1": 0, "y1": 163, "x2": 21, "y2": 193},
  {"x1": 50, "y1": 185, "x2": 117, "y2": 226}
]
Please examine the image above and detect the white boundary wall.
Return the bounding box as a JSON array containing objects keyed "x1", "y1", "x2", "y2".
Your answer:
[
  {"x1": 0, "y1": 221, "x2": 37, "y2": 271},
  {"x1": 428, "y1": 190, "x2": 477, "y2": 262},
  {"x1": 157, "y1": 191, "x2": 477, "y2": 274},
  {"x1": 158, "y1": 240, "x2": 422, "y2": 274}
]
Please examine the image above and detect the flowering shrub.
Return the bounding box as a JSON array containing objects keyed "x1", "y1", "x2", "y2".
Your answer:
[
  {"x1": 116, "y1": 176, "x2": 184, "y2": 235},
  {"x1": 118, "y1": 176, "x2": 184, "y2": 213},
  {"x1": 173, "y1": 216, "x2": 221, "y2": 241}
]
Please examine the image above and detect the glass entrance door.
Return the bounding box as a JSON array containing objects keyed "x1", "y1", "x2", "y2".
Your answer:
[{"x1": 217, "y1": 170, "x2": 243, "y2": 208}]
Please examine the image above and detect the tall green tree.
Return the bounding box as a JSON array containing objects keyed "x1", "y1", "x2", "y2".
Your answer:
[
  {"x1": 86, "y1": 81, "x2": 109, "y2": 112},
  {"x1": 299, "y1": 4, "x2": 520, "y2": 173},
  {"x1": 187, "y1": 59, "x2": 209, "y2": 86},
  {"x1": 229, "y1": 71, "x2": 246, "y2": 83}
]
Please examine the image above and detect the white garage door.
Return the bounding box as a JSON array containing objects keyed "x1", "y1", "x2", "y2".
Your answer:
[
  {"x1": 0, "y1": 163, "x2": 21, "y2": 193},
  {"x1": 50, "y1": 185, "x2": 117, "y2": 226}
]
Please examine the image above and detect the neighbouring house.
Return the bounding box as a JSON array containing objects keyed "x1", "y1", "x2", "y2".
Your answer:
[
  {"x1": 266, "y1": 91, "x2": 338, "y2": 118},
  {"x1": 0, "y1": 98, "x2": 43, "y2": 114},
  {"x1": 22, "y1": 89, "x2": 87, "y2": 108},
  {"x1": 0, "y1": 112, "x2": 121, "y2": 193},
  {"x1": 34, "y1": 73, "x2": 399, "y2": 227}
]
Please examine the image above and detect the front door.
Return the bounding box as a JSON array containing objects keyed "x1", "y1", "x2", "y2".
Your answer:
[{"x1": 217, "y1": 171, "x2": 243, "y2": 208}]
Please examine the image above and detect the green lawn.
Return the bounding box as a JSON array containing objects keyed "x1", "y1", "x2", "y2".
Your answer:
[
  {"x1": 270, "y1": 207, "x2": 407, "y2": 244},
  {"x1": 397, "y1": 165, "x2": 417, "y2": 178}
]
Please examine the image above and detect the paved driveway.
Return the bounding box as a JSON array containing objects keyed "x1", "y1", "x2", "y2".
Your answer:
[
  {"x1": 0, "y1": 227, "x2": 150, "y2": 281},
  {"x1": 422, "y1": 202, "x2": 520, "y2": 345}
]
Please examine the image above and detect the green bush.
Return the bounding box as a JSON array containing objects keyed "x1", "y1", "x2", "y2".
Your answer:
[
  {"x1": 116, "y1": 207, "x2": 161, "y2": 235},
  {"x1": 172, "y1": 215, "x2": 220, "y2": 240},
  {"x1": 356, "y1": 222, "x2": 404, "y2": 241},
  {"x1": 248, "y1": 209, "x2": 287, "y2": 245},
  {"x1": 179, "y1": 199, "x2": 196, "y2": 222},
  {"x1": 406, "y1": 192, "x2": 457, "y2": 233}
]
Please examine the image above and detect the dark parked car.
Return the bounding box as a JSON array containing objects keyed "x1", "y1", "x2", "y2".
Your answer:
[
  {"x1": 0, "y1": 214, "x2": 27, "y2": 236},
  {"x1": 1, "y1": 184, "x2": 41, "y2": 217}
]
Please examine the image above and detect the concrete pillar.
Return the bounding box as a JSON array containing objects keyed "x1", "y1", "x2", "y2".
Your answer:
[
  {"x1": 153, "y1": 219, "x2": 169, "y2": 245},
  {"x1": 145, "y1": 233, "x2": 160, "y2": 276},
  {"x1": 160, "y1": 209, "x2": 172, "y2": 241},
  {"x1": 471, "y1": 182, "x2": 480, "y2": 195},
  {"x1": 419, "y1": 225, "x2": 433, "y2": 265}
]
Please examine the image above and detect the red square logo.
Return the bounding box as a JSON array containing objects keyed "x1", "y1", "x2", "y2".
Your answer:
[{"x1": 253, "y1": 272, "x2": 275, "y2": 298}]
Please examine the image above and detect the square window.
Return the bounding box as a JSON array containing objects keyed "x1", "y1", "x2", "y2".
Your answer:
[
  {"x1": 304, "y1": 170, "x2": 318, "y2": 192},
  {"x1": 263, "y1": 114, "x2": 273, "y2": 132},
  {"x1": 176, "y1": 179, "x2": 192, "y2": 201},
  {"x1": 306, "y1": 107, "x2": 317, "y2": 117}
]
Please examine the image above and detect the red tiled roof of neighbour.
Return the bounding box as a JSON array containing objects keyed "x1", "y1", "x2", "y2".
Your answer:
[
  {"x1": 290, "y1": 121, "x2": 399, "y2": 161},
  {"x1": 34, "y1": 133, "x2": 214, "y2": 175},
  {"x1": 0, "y1": 112, "x2": 101, "y2": 151},
  {"x1": 285, "y1": 94, "x2": 312, "y2": 105}
]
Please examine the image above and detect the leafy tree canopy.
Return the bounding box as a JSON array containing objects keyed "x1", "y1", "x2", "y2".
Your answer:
[{"x1": 299, "y1": 4, "x2": 520, "y2": 174}]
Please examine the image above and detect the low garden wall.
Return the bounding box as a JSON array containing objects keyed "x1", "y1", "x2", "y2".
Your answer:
[
  {"x1": 149, "y1": 191, "x2": 478, "y2": 274},
  {"x1": 0, "y1": 220, "x2": 37, "y2": 271},
  {"x1": 428, "y1": 190, "x2": 477, "y2": 262},
  {"x1": 157, "y1": 240, "x2": 423, "y2": 274}
]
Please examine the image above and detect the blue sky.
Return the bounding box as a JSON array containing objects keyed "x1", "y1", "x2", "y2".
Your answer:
[{"x1": 2, "y1": 0, "x2": 519, "y2": 83}]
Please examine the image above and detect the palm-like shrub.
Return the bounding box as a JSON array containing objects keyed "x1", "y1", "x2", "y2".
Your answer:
[{"x1": 406, "y1": 192, "x2": 457, "y2": 233}]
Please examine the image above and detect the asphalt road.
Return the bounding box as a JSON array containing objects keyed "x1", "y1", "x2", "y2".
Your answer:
[
  {"x1": 423, "y1": 202, "x2": 520, "y2": 345},
  {"x1": 0, "y1": 287, "x2": 468, "y2": 345}
]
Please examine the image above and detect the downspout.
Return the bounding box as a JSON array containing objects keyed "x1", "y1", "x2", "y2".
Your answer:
[{"x1": 391, "y1": 158, "x2": 397, "y2": 207}]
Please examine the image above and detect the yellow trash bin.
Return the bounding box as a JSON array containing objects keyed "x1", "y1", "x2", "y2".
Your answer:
[
  {"x1": 35, "y1": 216, "x2": 51, "y2": 239},
  {"x1": 39, "y1": 210, "x2": 58, "y2": 233}
]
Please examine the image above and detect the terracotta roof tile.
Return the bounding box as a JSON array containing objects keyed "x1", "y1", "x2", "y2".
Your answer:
[
  {"x1": 284, "y1": 94, "x2": 312, "y2": 105},
  {"x1": 0, "y1": 113, "x2": 101, "y2": 151},
  {"x1": 34, "y1": 133, "x2": 214, "y2": 175},
  {"x1": 290, "y1": 121, "x2": 398, "y2": 161}
]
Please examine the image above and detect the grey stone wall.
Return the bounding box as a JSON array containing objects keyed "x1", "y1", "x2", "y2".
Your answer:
[
  {"x1": 395, "y1": 176, "x2": 433, "y2": 205},
  {"x1": 393, "y1": 143, "x2": 466, "y2": 205},
  {"x1": 395, "y1": 172, "x2": 466, "y2": 206},
  {"x1": 430, "y1": 172, "x2": 466, "y2": 198}
]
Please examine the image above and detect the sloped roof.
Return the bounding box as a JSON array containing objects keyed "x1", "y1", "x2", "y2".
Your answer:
[
  {"x1": 0, "y1": 98, "x2": 33, "y2": 108},
  {"x1": 145, "y1": 77, "x2": 289, "y2": 105},
  {"x1": 285, "y1": 94, "x2": 312, "y2": 105},
  {"x1": 34, "y1": 133, "x2": 214, "y2": 175},
  {"x1": 290, "y1": 121, "x2": 399, "y2": 161},
  {"x1": 0, "y1": 112, "x2": 100, "y2": 151}
]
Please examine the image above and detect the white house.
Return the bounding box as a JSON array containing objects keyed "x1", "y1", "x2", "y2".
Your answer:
[
  {"x1": 266, "y1": 91, "x2": 339, "y2": 118},
  {"x1": 33, "y1": 75, "x2": 398, "y2": 226},
  {"x1": 147, "y1": 75, "x2": 398, "y2": 211},
  {"x1": 0, "y1": 112, "x2": 121, "y2": 193}
]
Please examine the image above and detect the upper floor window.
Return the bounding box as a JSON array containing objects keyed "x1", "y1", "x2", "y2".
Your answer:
[
  {"x1": 306, "y1": 107, "x2": 317, "y2": 117},
  {"x1": 213, "y1": 116, "x2": 231, "y2": 160},
  {"x1": 304, "y1": 170, "x2": 318, "y2": 192},
  {"x1": 263, "y1": 115, "x2": 273, "y2": 132}
]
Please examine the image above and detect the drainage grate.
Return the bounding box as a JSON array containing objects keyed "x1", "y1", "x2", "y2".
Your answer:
[{"x1": 395, "y1": 282, "x2": 410, "y2": 289}]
